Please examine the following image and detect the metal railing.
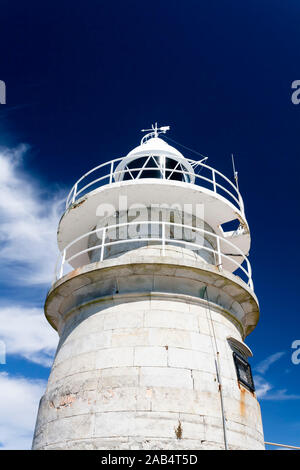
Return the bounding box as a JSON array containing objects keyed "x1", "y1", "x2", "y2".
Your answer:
[
  {"x1": 65, "y1": 156, "x2": 245, "y2": 214},
  {"x1": 265, "y1": 441, "x2": 300, "y2": 450},
  {"x1": 54, "y1": 220, "x2": 253, "y2": 290}
]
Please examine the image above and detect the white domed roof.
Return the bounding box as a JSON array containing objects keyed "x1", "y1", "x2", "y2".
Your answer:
[
  {"x1": 114, "y1": 125, "x2": 195, "y2": 183},
  {"x1": 114, "y1": 136, "x2": 194, "y2": 183},
  {"x1": 126, "y1": 137, "x2": 184, "y2": 159}
]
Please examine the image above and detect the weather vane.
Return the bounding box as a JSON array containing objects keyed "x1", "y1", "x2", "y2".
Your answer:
[{"x1": 141, "y1": 122, "x2": 170, "y2": 143}]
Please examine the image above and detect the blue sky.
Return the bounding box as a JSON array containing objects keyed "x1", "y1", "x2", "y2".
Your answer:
[{"x1": 0, "y1": 0, "x2": 300, "y2": 449}]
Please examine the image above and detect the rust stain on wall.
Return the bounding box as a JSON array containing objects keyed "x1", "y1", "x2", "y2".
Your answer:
[
  {"x1": 71, "y1": 199, "x2": 86, "y2": 209},
  {"x1": 239, "y1": 387, "x2": 246, "y2": 417}
]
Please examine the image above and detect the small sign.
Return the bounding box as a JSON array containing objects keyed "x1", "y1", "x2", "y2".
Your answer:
[{"x1": 233, "y1": 351, "x2": 255, "y2": 392}]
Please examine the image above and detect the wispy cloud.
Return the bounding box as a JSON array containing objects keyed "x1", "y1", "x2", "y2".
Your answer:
[
  {"x1": 0, "y1": 372, "x2": 46, "y2": 449},
  {"x1": 261, "y1": 389, "x2": 300, "y2": 401},
  {"x1": 0, "y1": 145, "x2": 65, "y2": 285},
  {"x1": 254, "y1": 375, "x2": 272, "y2": 399},
  {"x1": 254, "y1": 352, "x2": 300, "y2": 401},
  {"x1": 254, "y1": 375, "x2": 300, "y2": 401},
  {"x1": 0, "y1": 305, "x2": 57, "y2": 367},
  {"x1": 255, "y1": 351, "x2": 285, "y2": 375},
  {"x1": 0, "y1": 146, "x2": 63, "y2": 368},
  {"x1": 0, "y1": 146, "x2": 63, "y2": 449}
]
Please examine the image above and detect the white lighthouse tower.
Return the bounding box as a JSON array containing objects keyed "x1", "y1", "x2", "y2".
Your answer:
[{"x1": 32, "y1": 124, "x2": 264, "y2": 450}]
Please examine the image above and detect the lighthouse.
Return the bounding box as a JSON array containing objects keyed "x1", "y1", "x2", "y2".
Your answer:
[{"x1": 32, "y1": 124, "x2": 264, "y2": 450}]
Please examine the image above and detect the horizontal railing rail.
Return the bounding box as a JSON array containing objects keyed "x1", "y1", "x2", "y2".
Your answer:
[
  {"x1": 54, "y1": 221, "x2": 253, "y2": 290},
  {"x1": 65, "y1": 157, "x2": 245, "y2": 214},
  {"x1": 265, "y1": 441, "x2": 300, "y2": 450}
]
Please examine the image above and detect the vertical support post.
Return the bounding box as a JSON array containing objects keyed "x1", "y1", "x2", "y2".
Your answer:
[
  {"x1": 53, "y1": 255, "x2": 59, "y2": 283},
  {"x1": 216, "y1": 236, "x2": 222, "y2": 270},
  {"x1": 100, "y1": 227, "x2": 106, "y2": 262},
  {"x1": 72, "y1": 183, "x2": 78, "y2": 204},
  {"x1": 109, "y1": 161, "x2": 114, "y2": 184},
  {"x1": 162, "y1": 222, "x2": 166, "y2": 256},
  {"x1": 59, "y1": 249, "x2": 66, "y2": 279},
  {"x1": 212, "y1": 169, "x2": 216, "y2": 193},
  {"x1": 246, "y1": 256, "x2": 253, "y2": 290}
]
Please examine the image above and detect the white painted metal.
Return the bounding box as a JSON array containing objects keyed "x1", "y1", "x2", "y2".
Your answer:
[
  {"x1": 140, "y1": 122, "x2": 170, "y2": 143},
  {"x1": 65, "y1": 155, "x2": 244, "y2": 213},
  {"x1": 58, "y1": 180, "x2": 250, "y2": 271},
  {"x1": 265, "y1": 442, "x2": 300, "y2": 450},
  {"x1": 54, "y1": 220, "x2": 253, "y2": 290}
]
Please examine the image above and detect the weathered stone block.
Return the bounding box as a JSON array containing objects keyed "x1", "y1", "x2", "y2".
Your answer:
[
  {"x1": 139, "y1": 367, "x2": 193, "y2": 389},
  {"x1": 134, "y1": 346, "x2": 168, "y2": 367}
]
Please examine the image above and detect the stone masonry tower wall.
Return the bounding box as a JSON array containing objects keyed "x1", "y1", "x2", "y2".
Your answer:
[{"x1": 32, "y1": 126, "x2": 264, "y2": 450}]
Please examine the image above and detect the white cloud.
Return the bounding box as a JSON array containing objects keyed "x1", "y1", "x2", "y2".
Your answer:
[
  {"x1": 254, "y1": 375, "x2": 272, "y2": 399},
  {"x1": 0, "y1": 305, "x2": 57, "y2": 367},
  {"x1": 0, "y1": 145, "x2": 62, "y2": 367},
  {"x1": 0, "y1": 145, "x2": 65, "y2": 285},
  {"x1": 0, "y1": 147, "x2": 62, "y2": 449},
  {"x1": 0, "y1": 372, "x2": 46, "y2": 450},
  {"x1": 254, "y1": 353, "x2": 300, "y2": 401},
  {"x1": 254, "y1": 351, "x2": 285, "y2": 375},
  {"x1": 260, "y1": 389, "x2": 300, "y2": 401}
]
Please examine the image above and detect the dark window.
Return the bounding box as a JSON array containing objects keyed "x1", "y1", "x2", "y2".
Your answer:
[
  {"x1": 233, "y1": 352, "x2": 255, "y2": 392},
  {"x1": 165, "y1": 157, "x2": 189, "y2": 182},
  {"x1": 122, "y1": 156, "x2": 191, "y2": 182}
]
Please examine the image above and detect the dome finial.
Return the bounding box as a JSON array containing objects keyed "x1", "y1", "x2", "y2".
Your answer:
[{"x1": 140, "y1": 122, "x2": 170, "y2": 144}]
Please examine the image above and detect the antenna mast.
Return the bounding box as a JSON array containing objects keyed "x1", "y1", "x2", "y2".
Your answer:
[{"x1": 231, "y1": 153, "x2": 240, "y2": 192}]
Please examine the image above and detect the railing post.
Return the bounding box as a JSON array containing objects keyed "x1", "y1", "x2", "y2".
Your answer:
[
  {"x1": 53, "y1": 255, "x2": 59, "y2": 283},
  {"x1": 212, "y1": 169, "x2": 217, "y2": 193},
  {"x1": 100, "y1": 227, "x2": 106, "y2": 262},
  {"x1": 216, "y1": 236, "x2": 222, "y2": 270},
  {"x1": 72, "y1": 183, "x2": 78, "y2": 204},
  {"x1": 59, "y1": 249, "x2": 66, "y2": 279},
  {"x1": 246, "y1": 256, "x2": 253, "y2": 290},
  {"x1": 162, "y1": 222, "x2": 166, "y2": 256},
  {"x1": 109, "y1": 161, "x2": 114, "y2": 184}
]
